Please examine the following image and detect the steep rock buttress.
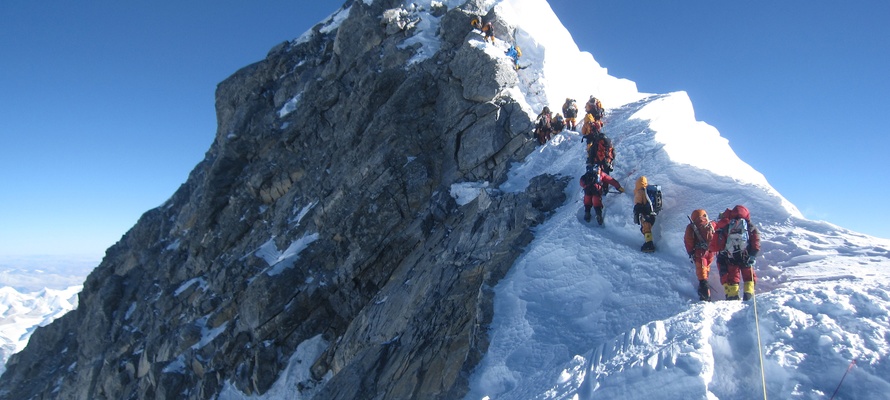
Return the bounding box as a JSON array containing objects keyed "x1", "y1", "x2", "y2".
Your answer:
[{"x1": 0, "y1": 1, "x2": 561, "y2": 399}]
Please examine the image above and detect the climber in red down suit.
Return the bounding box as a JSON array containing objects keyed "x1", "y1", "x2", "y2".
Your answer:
[{"x1": 579, "y1": 164, "x2": 624, "y2": 225}]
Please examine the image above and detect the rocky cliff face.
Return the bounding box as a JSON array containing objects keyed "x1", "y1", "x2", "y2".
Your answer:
[{"x1": 0, "y1": 1, "x2": 568, "y2": 399}]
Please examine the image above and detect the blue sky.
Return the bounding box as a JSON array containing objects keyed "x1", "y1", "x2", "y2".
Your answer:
[{"x1": 1, "y1": 0, "x2": 888, "y2": 259}]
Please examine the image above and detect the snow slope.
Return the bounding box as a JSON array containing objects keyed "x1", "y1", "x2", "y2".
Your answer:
[
  {"x1": 0, "y1": 285, "x2": 81, "y2": 376},
  {"x1": 460, "y1": 0, "x2": 890, "y2": 399},
  {"x1": 0, "y1": 256, "x2": 93, "y2": 375}
]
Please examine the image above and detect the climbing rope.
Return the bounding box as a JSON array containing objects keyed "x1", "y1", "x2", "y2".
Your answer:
[
  {"x1": 748, "y1": 275, "x2": 768, "y2": 400},
  {"x1": 829, "y1": 359, "x2": 857, "y2": 400}
]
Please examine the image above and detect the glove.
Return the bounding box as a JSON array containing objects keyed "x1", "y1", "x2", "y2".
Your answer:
[
  {"x1": 746, "y1": 258, "x2": 756, "y2": 267},
  {"x1": 617, "y1": 187, "x2": 625, "y2": 193}
]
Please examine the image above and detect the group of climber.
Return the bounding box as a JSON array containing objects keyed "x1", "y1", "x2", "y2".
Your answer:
[
  {"x1": 579, "y1": 168, "x2": 660, "y2": 254},
  {"x1": 572, "y1": 96, "x2": 760, "y2": 302},
  {"x1": 533, "y1": 96, "x2": 607, "y2": 147},
  {"x1": 573, "y1": 96, "x2": 661, "y2": 255},
  {"x1": 537, "y1": 97, "x2": 610, "y2": 172},
  {"x1": 584, "y1": 165, "x2": 761, "y2": 302},
  {"x1": 470, "y1": 16, "x2": 761, "y2": 303},
  {"x1": 471, "y1": 17, "x2": 526, "y2": 71},
  {"x1": 471, "y1": 17, "x2": 496, "y2": 45},
  {"x1": 539, "y1": 97, "x2": 659, "y2": 257},
  {"x1": 684, "y1": 205, "x2": 761, "y2": 301},
  {"x1": 534, "y1": 96, "x2": 623, "y2": 228},
  {"x1": 570, "y1": 96, "x2": 628, "y2": 229},
  {"x1": 533, "y1": 106, "x2": 561, "y2": 144}
]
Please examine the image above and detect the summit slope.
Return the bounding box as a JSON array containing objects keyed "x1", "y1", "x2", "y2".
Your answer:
[{"x1": 458, "y1": 0, "x2": 890, "y2": 398}]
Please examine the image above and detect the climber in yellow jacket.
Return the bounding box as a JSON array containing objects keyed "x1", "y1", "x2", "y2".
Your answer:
[{"x1": 633, "y1": 176, "x2": 657, "y2": 253}]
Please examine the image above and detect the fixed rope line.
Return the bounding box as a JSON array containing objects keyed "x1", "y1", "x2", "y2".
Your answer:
[
  {"x1": 748, "y1": 273, "x2": 768, "y2": 400},
  {"x1": 829, "y1": 359, "x2": 857, "y2": 400}
]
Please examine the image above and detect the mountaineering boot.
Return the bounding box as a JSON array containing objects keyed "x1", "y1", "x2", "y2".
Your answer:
[
  {"x1": 698, "y1": 280, "x2": 711, "y2": 301},
  {"x1": 584, "y1": 208, "x2": 591, "y2": 223},
  {"x1": 725, "y1": 284, "x2": 740, "y2": 301},
  {"x1": 641, "y1": 233, "x2": 655, "y2": 253},
  {"x1": 743, "y1": 281, "x2": 755, "y2": 301},
  {"x1": 595, "y1": 207, "x2": 604, "y2": 225}
]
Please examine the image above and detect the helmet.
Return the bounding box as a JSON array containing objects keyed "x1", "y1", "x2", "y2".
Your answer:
[{"x1": 542, "y1": 106, "x2": 550, "y2": 114}]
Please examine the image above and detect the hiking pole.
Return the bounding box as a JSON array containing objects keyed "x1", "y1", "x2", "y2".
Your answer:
[{"x1": 829, "y1": 359, "x2": 857, "y2": 400}]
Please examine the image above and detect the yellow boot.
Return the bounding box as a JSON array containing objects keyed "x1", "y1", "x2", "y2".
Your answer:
[
  {"x1": 641, "y1": 233, "x2": 655, "y2": 253},
  {"x1": 724, "y1": 284, "x2": 740, "y2": 301},
  {"x1": 743, "y1": 281, "x2": 755, "y2": 301}
]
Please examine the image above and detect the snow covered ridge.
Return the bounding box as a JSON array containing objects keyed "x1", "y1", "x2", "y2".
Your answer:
[
  {"x1": 463, "y1": 95, "x2": 890, "y2": 398},
  {"x1": 446, "y1": 0, "x2": 890, "y2": 397},
  {"x1": 0, "y1": 256, "x2": 94, "y2": 375},
  {"x1": 0, "y1": 285, "x2": 81, "y2": 376}
]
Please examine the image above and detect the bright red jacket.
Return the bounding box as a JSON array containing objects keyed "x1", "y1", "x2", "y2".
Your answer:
[
  {"x1": 709, "y1": 205, "x2": 761, "y2": 256},
  {"x1": 579, "y1": 170, "x2": 621, "y2": 196}
]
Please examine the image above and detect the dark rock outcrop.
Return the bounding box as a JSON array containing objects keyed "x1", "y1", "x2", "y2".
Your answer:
[{"x1": 0, "y1": 2, "x2": 569, "y2": 399}]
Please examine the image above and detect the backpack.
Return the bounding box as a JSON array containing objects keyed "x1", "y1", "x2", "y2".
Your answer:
[
  {"x1": 586, "y1": 97, "x2": 604, "y2": 120},
  {"x1": 645, "y1": 185, "x2": 662, "y2": 214},
  {"x1": 563, "y1": 100, "x2": 578, "y2": 118},
  {"x1": 587, "y1": 134, "x2": 614, "y2": 170},
  {"x1": 536, "y1": 113, "x2": 551, "y2": 131},
  {"x1": 552, "y1": 114, "x2": 565, "y2": 131},
  {"x1": 585, "y1": 138, "x2": 599, "y2": 164},
  {"x1": 581, "y1": 170, "x2": 602, "y2": 196},
  {"x1": 690, "y1": 210, "x2": 713, "y2": 250},
  {"x1": 598, "y1": 136, "x2": 613, "y2": 163},
  {"x1": 724, "y1": 217, "x2": 750, "y2": 261}
]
